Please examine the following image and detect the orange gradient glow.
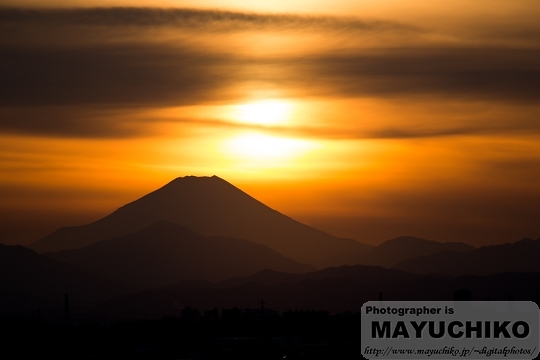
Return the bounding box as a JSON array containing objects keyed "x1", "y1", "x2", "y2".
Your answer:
[{"x1": 223, "y1": 132, "x2": 315, "y2": 161}]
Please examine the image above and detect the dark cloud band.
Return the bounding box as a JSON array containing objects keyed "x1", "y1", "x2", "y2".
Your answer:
[
  {"x1": 292, "y1": 48, "x2": 540, "y2": 102},
  {"x1": 0, "y1": 44, "x2": 236, "y2": 107},
  {"x1": 0, "y1": 7, "x2": 419, "y2": 33},
  {"x1": 1, "y1": 44, "x2": 537, "y2": 106}
]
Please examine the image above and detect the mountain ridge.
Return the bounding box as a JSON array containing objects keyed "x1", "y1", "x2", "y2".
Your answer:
[
  {"x1": 46, "y1": 220, "x2": 315, "y2": 289},
  {"x1": 393, "y1": 237, "x2": 540, "y2": 275},
  {"x1": 0, "y1": 243, "x2": 125, "y2": 316},
  {"x1": 354, "y1": 236, "x2": 475, "y2": 268}
]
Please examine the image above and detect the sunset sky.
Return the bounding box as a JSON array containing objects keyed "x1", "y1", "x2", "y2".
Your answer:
[{"x1": 1, "y1": 0, "x2": 539, "y2": 247}]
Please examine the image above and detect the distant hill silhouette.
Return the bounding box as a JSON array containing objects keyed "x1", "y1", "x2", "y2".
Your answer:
[
  {"x1": 356, "y1": 236, "x2": 474, "y2": 268},
  {"x1": 218, "y1": 264, "x2": 419, "y2": 288},
  {"x1": 30, "y1": 176, "x2": 371, "y2": 267},
  {"x1": 0, "y1": 244, "x2": 124, "y2": 316},
  {"x1": 394, "y1": 238, "x2": 540, "y2": 275},
  {"x1": 46, "y1": 221, "x2": 315, "y2": 289},
  {"x1": 94, "y1": 264, "x2": 425, "y2": 317}
]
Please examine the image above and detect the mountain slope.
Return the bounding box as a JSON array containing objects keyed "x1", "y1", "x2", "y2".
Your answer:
[
  {"x1": 30, "y1": 176, "x2": 370, "y2": 267},
  {"x1": 46, "y1": 221, "x2": 315, "y2": 289},
  {"x1": 394, "y1": 238, "x2": 540, "y2": 275}
]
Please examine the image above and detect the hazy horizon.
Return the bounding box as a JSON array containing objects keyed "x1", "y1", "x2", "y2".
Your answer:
[{"x1": 1, "y1": 1, "x2": 539, "y2": 247}]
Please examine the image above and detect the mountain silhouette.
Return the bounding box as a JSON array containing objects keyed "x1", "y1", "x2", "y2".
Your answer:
[
  {"x1": 46, "y1": 221, "x2": 315, "y2": 289},
  {"x1": 30, "y1": 176, "x2": 371, "y2": 267},
  {"x1": 0, "y1": 244, "x2": 124, "y2": 316},
  {"x1": 356, "y1": 236, "x2": 474, "y2": 268},
  {"x1": 394, "y1": 238, "x2": 540, "y2": 275}
]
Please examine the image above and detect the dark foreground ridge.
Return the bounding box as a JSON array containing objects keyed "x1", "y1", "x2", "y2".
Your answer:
[
  {"x1": 1, "y1": 309, "x2": 362, "y2": 360},
  {"x1": 93, "y1": 271, "x2": 540, "y2": 318},
  {"x1": 3, "y1": 276, "x2": 540, "y2": 360},
  {"x1": 3, "y1": 240, "x2": 540, "y2": 359}
]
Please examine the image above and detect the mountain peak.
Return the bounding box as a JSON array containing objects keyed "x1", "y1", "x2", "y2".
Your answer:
[
  {"x1": 29, "y1": 176, "x2": 369, "y2": 267},
  {"x1": 170, "y1": 175, "x2": 222, "y2": 181},
  {"x1": 158, "y1": 175, "x2": 238, "y2": 194}
]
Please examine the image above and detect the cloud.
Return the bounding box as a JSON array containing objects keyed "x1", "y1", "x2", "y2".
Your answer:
[
  {"x1": 0, "y1": 43, "x2": 238, "y2": 107},
  {"x1": 0, "y1": 106, "x2": 151, "y2": 138},
  {"x1": 264, "y1": 120, "x2": 540, "y2": 140},
  {"x1": 0, "y1": 7, "x2": 538, "y2": 138},
  {"x1": 286, "y1": 48, "x2": 540, "y2": 103},
  {"x1": 0, "y1": 7, "x2": 420, "y2": 34},
  {"x1": 2, "y1": 42, "x2": 538, "y2": 108}
]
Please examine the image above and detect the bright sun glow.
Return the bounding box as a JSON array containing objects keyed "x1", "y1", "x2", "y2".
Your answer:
[
  {"x1": 234, "y1": 99, "x2": 292, "y2": 126},
  {"x1": 224, "y1": 132, "x2": 314, "y2": 160}
]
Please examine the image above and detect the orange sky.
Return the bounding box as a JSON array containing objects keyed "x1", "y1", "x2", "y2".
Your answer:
[{"x1": 1, "y1": 1, "x2": 539, "y2": 246}]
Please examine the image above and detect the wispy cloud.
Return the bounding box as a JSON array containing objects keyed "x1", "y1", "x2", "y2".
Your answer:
[{"x1": 0, "y1": 7, "x2": 420, "y2": 34}]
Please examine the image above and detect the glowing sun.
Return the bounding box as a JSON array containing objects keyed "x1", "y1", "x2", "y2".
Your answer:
[{"x1": 234, "y1": 99, "x2": 292, "y2": 126}]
